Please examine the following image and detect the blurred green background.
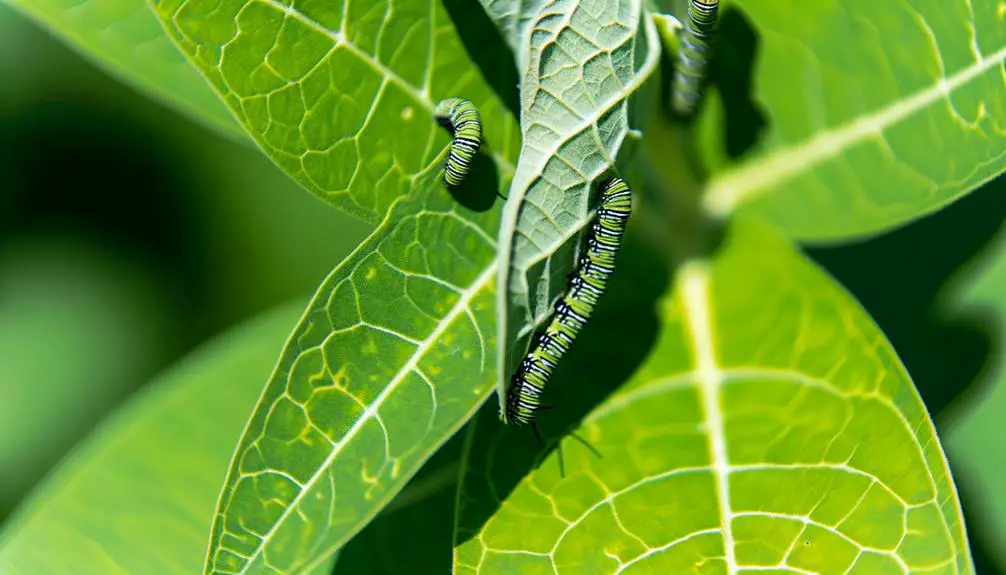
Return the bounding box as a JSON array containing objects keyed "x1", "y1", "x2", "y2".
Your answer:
[
  {"x1": 1, "y1": 4, "x2": 1005, "y2": 573},
  {"x1": 0, "y1": 1, "x2": 371, "y2": 522}
]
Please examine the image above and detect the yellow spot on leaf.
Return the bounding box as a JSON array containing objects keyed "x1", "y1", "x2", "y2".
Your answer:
[
  {"x1": 332, "y1": 365, "x2": 349, "y2": 387},
  {"x1": 362, "y1": 338, "x2": 378, "y2": 355}
]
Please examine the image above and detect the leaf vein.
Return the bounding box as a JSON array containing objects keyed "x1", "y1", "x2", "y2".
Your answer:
[{"x1": 233, "y1": 259, "x2": 497, "y2": 573}]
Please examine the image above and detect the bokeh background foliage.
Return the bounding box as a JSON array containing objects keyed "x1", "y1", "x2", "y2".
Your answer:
[{"x1": 0, "y1": 0, "x2": 1003, "y2": 574}]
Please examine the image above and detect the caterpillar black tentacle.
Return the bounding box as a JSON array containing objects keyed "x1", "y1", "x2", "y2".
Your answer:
[
  {"x1": 433, "y1": 98, "x2": 482, "y2": 188},
  {"x1": 530, "y1": 422, "x2": 543, "y2": 445},
  {"x1": 503, "y1": 177, "x2": 632, "y2": 428},
  {"x1": 672, "y1": 0, "x2": 720, "y2": 116}
]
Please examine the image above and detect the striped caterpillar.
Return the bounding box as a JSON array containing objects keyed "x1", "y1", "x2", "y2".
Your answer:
[
  {"x1": 432, "y1": 98, "x2": 482, "y2": 188},
  {"x1": 672, "y1": 0, "x2": 720, "y2": 116},
  {"x1": 503, "y1": 178, "x2": 632, "y2": 433}
]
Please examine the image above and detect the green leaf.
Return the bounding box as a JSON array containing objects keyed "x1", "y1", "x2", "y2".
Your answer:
[
  {"x1": 493, "y1": 0, "x2": 662, "y2": 413},
  {"x1": 148, "y1": 0, "x2": 519, "y2": 223},
  {"x1": 0, "y1": 300, "x2": 336, "y2": 575},
  {"x1": 651, "y1": 10, "x2": 683, "y2": 56},
  {"x1": 455, "y1": 218, "x2": 974, "y2": 573},
  {"x1": 0, "y1": 239, "x2": 172, "y2": 517},
  {"x1": 0, "y1": 0, "x2": 242, "y2": 138},
  {"x1": 696, "y1": 0, "x2": 1006, "y2": 242},
  {"x1": 329, "y1": 428, "x2": 466, "y2": 574},
  {"x1": 179, "y1": 3, "x2": 522, "y2": 572},
  {"x1": 943, "y1": 180, "x2": 1006, "y2": 566},
  {"x1": 476, "y1": 0, "x2": 546, "y2": 55},
  {"x1": 202, "y1": 139, "x2": 514, "y2": 572}
]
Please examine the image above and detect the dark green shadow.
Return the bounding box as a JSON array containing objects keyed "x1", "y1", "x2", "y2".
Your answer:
[
  {"x1": 452, "y1": 228, "x2": 673, "y2": 545},
  {"x1": 441, "y1": 0, "x2": 521, "y2": 119}
]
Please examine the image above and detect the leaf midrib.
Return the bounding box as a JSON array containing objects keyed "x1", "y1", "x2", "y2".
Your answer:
[
  {"x1": 680, "y1": 262, "x2": 738, "y2": 572},
  {"x1": 223, "y1": 260, "x2": 497, "y2": 574},
  {"x1": 222, "y1": 0, "x2": 521, "y2": 179},
  {"x1": 249, "y1": 0, "x2": 436, "y2": 109},
  {"x1": 675, "y1": 263, "x2": 969, "y2": 574},
  {"x1": 703, "y1": 44, "x2": 1006, "y2": 216},
  {"x1": 494, "y1": 3, "x2": 660, "y2": 405}
]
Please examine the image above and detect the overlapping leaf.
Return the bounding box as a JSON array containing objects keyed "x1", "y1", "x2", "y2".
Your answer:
[
  {"x1": 695, "y1": 0, "x2": 1006, "y2": 242},
  {"x1": 149, "y1": 0, "x2": 519, "y2": 223},
  {"x1": 202, "y1": 82, "x2": 518, "y2": 573},
  {"x1": 3, "y1": 1, "x2": 990, "y2": 574},
  {"x1": 203, "y1": 161, "x2": 503, "y2": 574},
  {"x1": 0, "y1": 301, "x2": 336, "y2": 575},
  {"x1": 0, "y1": 0, "x2": 240, "y2": 137},
  {"x1": 476, "y1": 0, "x2": 547, "y2": 57},
  {"x1": 328, "y1": 428, "x2": 467, "y2": 574},
  {"x1": 492, "y1": 0, "x2": 662, "y2": 411},
  {"x1": 140, "y1": 1, "x2": 527, "y2": 572},
  {"x1": 455, "y1": 218, "x2": 975, "y2": 573}
]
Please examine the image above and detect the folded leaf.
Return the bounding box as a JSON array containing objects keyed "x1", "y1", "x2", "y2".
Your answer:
[{"x1": 493, "y1": 0, "x2": 662, "y2": 415}]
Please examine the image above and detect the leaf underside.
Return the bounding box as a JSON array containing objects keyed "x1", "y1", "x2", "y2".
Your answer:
[{"x1": 492, "y1": 0, "x2": 662, "y2": 413}]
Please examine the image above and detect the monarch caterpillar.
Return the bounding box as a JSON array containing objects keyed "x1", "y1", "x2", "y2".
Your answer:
[
  {"x1": 504, "y1": 178, "x2": 632, "y2": 432},
  {"x1": 433, "y1": 98, "x2": 482, "y2": 188},
  {"x1": 672, "y1": 0, "x2": 720, "y2": 116}
]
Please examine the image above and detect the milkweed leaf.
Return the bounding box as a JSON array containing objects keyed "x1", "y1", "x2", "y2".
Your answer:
[{"x1": 455, "y1": 218, "x2": 976, "y2": 573}]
